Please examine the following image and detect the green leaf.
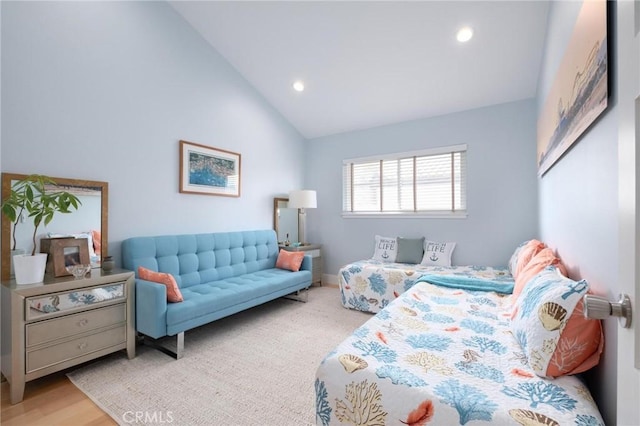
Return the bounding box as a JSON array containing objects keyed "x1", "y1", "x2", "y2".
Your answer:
[{"x1": 2, "y1": 204, "x2": 16, "y2": 222}]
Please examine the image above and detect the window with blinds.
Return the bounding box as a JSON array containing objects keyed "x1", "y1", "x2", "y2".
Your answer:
[{"x1": 342, "y1": 144, "x2": 467, "y2": 217}]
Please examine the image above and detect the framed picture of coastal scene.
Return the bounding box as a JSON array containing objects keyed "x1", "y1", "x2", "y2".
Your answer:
[
  {"x1": 179, "y1": 140, "x2": 241, "y2": 197},
  {"x1": 537, "y1": 0, "x2": 608, "y2": 176}
]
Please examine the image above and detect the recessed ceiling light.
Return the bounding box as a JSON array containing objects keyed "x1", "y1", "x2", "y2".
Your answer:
[
  {"x1": 456, "y1": 26, "x2": 473, "y2": 43},
  {"x1": 293, "y1": 80, "x2": 305, "y2": 92}
]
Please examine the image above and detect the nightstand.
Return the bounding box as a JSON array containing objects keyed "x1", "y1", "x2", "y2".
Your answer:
[
  {"x1": 280, "y1": 244, "x2": 322, "y2": 285},
  {"x1": 1, "y1": 268, "x2": 135, "y2": 404}
]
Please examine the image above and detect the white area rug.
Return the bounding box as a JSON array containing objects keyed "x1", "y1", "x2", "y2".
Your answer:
[{"x1": 67, "y1": 287, "x2": 371, "y2": 425}]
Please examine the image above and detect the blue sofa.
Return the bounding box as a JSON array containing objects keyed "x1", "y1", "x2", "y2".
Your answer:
[{"x1": 121, "y1": 230, "x2": 312, "y2": 358}]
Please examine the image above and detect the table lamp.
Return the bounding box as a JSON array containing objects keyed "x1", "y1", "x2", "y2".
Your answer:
[{"x1": 288, "y1": 189, "x2": 317, "y2": 246}]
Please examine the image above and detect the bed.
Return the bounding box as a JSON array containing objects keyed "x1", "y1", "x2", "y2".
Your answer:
[
  {"x1": 316, "y1": 275, "x2": 604, "y2": 425},
  {"x1": 339, "y1": 259, "x2": 514, "y2": 314}
]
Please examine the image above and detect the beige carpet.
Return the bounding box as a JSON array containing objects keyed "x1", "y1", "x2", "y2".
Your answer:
[{"x1": 67, "y1": 287, "x2": 371, "y2": 426}]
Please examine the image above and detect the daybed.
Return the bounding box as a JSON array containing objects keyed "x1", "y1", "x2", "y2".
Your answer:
[
  {"x1": 339, "y1": 259, "x2": 513, "y2": 313},
  {"x1": 122, "y1": 229, "x2": 312, "y2": 358},
  {"x1": 317, "y1": 239, "x2": 604, "y2": 425},
  {"x1": 338, "y1": 235, "x2": 516, "y2": 314}
]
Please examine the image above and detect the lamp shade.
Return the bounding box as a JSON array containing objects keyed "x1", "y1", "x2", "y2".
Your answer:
[{"x1": 288, "y1": 190, "x2": 317, "y2": 209}]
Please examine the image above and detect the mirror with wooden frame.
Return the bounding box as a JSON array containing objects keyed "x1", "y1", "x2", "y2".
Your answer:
[
  {"x1": 273, "y1": 197, "x2": 299, "y2": 245},
  {"x1": 1, "y1": 173, "x2": 108, "y2": 281}
]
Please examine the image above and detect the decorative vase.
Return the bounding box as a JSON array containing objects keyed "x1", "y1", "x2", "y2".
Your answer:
[
  {"x1": 13, "y1": 253, "x2": 47, "y2": 285},
  {"x1": 10, "y1": 249, "x2": 26, "y2": 278},
  {"x1": 102, "y1": 256, "x2": 115, "y2": 272}
]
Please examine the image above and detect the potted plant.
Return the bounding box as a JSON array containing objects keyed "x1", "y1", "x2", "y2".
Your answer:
[{"x1": 1, "y1": 174, "x2": 81, "y2": 284}]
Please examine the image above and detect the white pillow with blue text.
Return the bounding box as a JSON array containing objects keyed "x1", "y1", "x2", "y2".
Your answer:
[
  {"x1": 371, "y1": 235, "x2": 398, "y2": 262},
  {"x1": 420, "y1": 240, "x2": 456, "y2": 266}
]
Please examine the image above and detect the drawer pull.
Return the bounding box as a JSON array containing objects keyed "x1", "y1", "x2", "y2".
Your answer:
[
  {"x1": 77, "y1": 319, "x2": 89, "y2": 327},
  {"x1": 78, "y1": 342, "x2": 88, "y2": 351}
]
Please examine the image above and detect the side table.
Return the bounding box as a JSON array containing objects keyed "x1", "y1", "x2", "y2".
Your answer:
[{"x1": 280, "y1": 244, "x2": 322, "y2": 285}]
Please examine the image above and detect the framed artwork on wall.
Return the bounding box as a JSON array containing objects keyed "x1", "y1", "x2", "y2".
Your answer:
[
  {"x1": 537, "y1": 0, "x2": 608, "y2": 177},
  {"x1": 179, "y1": 140, "x2": 241, "y2": 197}
]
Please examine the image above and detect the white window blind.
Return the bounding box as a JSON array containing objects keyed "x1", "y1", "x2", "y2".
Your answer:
[{"x1": 343, "y1": 145, "x2": 467, "y2": 216}]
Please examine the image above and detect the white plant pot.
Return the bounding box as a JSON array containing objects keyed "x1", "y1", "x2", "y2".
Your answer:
[
  {"x1": 10, "y1": 249, "x2": 26, "y2": 278},
  {"x1": 13, "y1": 253, "x2": 48, "y2": 285}
]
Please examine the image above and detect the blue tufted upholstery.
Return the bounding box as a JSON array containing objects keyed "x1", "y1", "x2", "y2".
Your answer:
[{"x1": 122, "y1": 230, "x2": 312, "y2": 340}]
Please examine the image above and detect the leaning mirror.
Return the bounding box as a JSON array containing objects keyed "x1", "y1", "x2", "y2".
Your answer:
[
  {"x1": 1, "y1": 173, "x2": 109, "y2": 281},
  {"x1": 273, "y1": 197, "x2": 298, "y2": 245}
]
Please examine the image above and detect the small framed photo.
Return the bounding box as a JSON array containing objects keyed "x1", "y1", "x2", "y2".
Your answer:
[
  {"x1": 42, "y1": 237, "x2": 91, "y2": 277},
  {"x1": 179, "y1": 140, "x2": 241, "y2": 197}
]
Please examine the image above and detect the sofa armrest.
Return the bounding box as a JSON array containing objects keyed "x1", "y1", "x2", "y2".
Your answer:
[
  {"x1": 135, "y1": 279, "x2": 168, "y2": 339},
  {"x1": 300, "y1": 254, "x2": 312, "y2": 272}
]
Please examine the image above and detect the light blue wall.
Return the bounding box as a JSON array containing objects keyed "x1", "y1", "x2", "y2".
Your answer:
[
  {"x1": 537, "y1": 1, "x2": 617, "y2": 424},
  {"x1": 1, "y1": 1, "x2": 305, "y2": 263},
  {"x1": 305, "y1": 99, "x2": 539, "y2": 276}
]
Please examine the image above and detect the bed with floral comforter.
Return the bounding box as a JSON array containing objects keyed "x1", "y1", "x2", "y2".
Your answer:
[
  {"x1": 316, "y1": 280, "x2": 604, "y2": 426},
  {"x1": 339, "y1": 260, "x2": 514, "y2": 314}
]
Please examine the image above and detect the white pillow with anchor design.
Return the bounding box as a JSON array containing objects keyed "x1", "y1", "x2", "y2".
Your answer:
[
  {"x1": 420, "y1": 240, "x2": 456, "y2": 267},
  {"x1": 371, "y1": 235, "x2": 398, "y2": 262}
]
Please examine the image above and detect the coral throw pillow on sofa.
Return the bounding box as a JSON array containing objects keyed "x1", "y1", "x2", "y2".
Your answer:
[
  {"x1": 276, "y1": 250, "x2": 305, "y2": 272},
  {"x1": 138, "y1": 266, "x2": 183, "y2": 303}
]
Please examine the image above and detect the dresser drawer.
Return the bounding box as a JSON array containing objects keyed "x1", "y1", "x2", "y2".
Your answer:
[
  {"x1": 26, "y1": 325, "x2": 126, "y2": 373},
  {"x1": 25, "y1": 282, "x2": 126, "y2": 321},
  {"x1": 26, "y1": 303, "x2": 126, "y2": 347}
]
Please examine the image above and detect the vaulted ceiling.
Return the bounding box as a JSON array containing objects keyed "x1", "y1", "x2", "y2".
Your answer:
[{"x1": 170, "y1": 1, "x2": 550, "y2": 139}]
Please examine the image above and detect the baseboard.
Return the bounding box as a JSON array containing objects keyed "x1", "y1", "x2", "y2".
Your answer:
[{"x1": 322, "y1": 273, "x2": 339, "y2": 287}]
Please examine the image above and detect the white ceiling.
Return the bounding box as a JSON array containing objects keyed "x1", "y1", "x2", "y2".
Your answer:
[{"x1": 169, "y1": 1, "x2": 550, "y2": 139}]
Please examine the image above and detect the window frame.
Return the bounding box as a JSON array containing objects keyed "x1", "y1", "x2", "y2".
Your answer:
[{"x1": 342, "y1": 144, "x2": 468, "y2": 219}]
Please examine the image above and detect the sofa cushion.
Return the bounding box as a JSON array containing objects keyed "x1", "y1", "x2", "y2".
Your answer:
[
  {"x1": 138, "y1": 266, "x2": 183, "y2": 303},
  {"x1": 166, "y1": 268, "x2": 310, "y2": 326},
  {"x1": 123, "y1": 230, "x2": 278, "y2": 289}
]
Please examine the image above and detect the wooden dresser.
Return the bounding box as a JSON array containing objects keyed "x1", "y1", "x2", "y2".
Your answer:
[{"x1": 1, "y1": 268, "x2": 135, "y2": 404}]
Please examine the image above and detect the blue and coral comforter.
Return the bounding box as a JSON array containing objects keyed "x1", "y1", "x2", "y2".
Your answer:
[{"x1": 316, "y1": 281, "x2": 604, "y2": 425}]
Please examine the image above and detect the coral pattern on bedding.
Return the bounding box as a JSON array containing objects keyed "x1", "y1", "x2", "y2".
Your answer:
[
  {"x1": 316, "y1": 281, "x2": 604, "y2": 425},
  {"x1": 339, "y1": 259, "x2": 513, "y2": 313}
]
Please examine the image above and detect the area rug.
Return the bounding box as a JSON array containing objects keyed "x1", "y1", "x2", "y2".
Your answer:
[{"x1": 67, "y1": 287, "x2": 371, "y2": 425}]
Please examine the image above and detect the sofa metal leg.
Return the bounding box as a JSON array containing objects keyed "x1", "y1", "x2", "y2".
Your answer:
[
  {"x1": 140, "y1": 332, "x2": 185, "y2": 360},
  {"x1": 175, "y1": 332, "x2": 184, "y2": 359},
  {"x1": 284, "y1": 287, "x2": 309, "y2": 303}
]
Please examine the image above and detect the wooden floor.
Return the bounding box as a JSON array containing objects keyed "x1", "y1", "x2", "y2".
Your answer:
[{"x1": 1, "y1": 373, "x2": 114, "y2": 426}]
